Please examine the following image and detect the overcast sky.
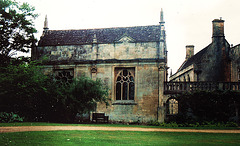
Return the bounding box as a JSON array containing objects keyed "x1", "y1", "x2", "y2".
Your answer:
[{"x1": 19, "y1": 0, "x2": 240, "y2": 74}]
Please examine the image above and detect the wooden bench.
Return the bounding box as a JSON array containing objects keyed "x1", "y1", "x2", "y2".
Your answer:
[{"x1": 92, "y1": 113, "x2": 109, "y2": 123}]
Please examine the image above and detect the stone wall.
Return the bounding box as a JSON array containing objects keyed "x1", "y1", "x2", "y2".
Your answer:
[
  {"x1": 37, "y1": 42, "x2": 161, "y2": 62},
  {"x1": 169, "y1": 64, "x2": 195, "y2": 82},
  {"x1": 197, "y1": 40, "x2": 230, "y2": 82},
  {"x1": 37, "y1": 39, "x2": 168, "y2": 123},
  {"x1": 42, "y1": 62, "x2": 161, "y2": 123},
  {"x1": 230, "y1": 44, "x2": 240, "y2": 82}
]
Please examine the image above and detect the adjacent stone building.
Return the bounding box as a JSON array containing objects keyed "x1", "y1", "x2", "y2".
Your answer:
[
  {"x1": 32, "y1": 10, "x2": 168, "y2": 123},
  {"x1": 170, "y1": 18, "x2": 240, "y2": 82}
]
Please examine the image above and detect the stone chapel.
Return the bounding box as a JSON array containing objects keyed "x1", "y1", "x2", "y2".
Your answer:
[{"x1": 32, "y1": 10, "x2": 168, "y2": 123}]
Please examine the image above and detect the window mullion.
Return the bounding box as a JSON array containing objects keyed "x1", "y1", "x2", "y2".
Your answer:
[
  {"x1": 121, "y1": 82, "x2": 123, "y2": 100},
  {"x1": 127, "y1": 82, "x2": 130, "y2": 100}
]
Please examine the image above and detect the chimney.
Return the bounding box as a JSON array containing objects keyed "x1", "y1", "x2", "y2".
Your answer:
[
  {"x1": 186, "y1": 45, "x2": 194, "y2": 60},
  {"x1": 212, "y1": 18, "x2": 224, "y2": 40}
]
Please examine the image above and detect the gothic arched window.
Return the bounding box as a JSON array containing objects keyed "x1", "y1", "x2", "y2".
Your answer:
[
  {"x1": 115, "y1": 69, "x2": 135, "y2": 100},
  {"x1": 166, "y1": 98, "x2": 178, "y2": 115}
]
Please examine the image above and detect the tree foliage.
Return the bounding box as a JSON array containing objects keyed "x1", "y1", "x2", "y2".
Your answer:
[
  {"x1": 0, "y1": 60, "x2": 109, "y2": 123},
  {"x1": 0, "y1": 0, "x2": 37, "y2": 65},
  {"x1": 0, "y1": 59, "x2": 51, "y2": 121},
  {"x1": 55, "y1": 77, "x2": 109, "y2": 122},
  {"x1": 0, "y1": 0, "x2": 109, "y2": 123},
  {"x1": 176, "y1": 90, "x2": 240, "y2": 123}
]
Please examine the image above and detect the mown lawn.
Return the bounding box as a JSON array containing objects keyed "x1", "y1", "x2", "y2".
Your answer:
[{"x1": 1, "y1": 130, "x2": 240, "y2": 145}]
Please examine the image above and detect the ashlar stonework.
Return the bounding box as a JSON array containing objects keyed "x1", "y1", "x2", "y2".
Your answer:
[{"x1": 33, "y1": 10, "x2": 168, "y2": 123}]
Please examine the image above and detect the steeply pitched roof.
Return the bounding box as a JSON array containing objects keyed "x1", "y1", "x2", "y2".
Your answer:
[
  {"x1": 38, "y1": 25, "x2": 160, "y2": 46},
  {"x1": 177, "y1": 44, "x2": 211, "y2": 72}
]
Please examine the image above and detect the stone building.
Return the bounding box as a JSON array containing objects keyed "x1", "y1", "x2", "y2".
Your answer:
[
  {"x1": 32, "y1": 10, "x2": 168, "y2": 123},
  {"x1": 170, "y1": 18, "x2": 240, "y2": 82},
  {"x1": 230, "y1": 44, "x2": 240, "y2": 82}
]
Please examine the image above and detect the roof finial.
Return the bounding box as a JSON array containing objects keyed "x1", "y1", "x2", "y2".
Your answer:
[
  {"x1": 160, "y1": 8, "x2": 164, "y2": 23},
  {"x1": 43, "y1": 15, "x2": 49, "y2": 31},
  {"x1": 93, "y1": 34, "x2": 97, "y2": 43}
]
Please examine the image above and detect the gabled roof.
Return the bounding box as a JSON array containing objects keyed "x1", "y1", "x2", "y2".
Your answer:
[
  {"x1": 38, "y1": 25, "x2": 160, "y2": 46},
  {"x1": 177, "y1": 44, "x2": 211, "y2": 72}
]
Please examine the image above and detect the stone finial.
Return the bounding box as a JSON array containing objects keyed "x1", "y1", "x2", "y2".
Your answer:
[
  {"x1": 93, "y1": 34, "x2": 97, "y2": 43},
  {"x1": 160, "y1": 8, "x2": 164, "y2": 22},
  {"x1": 160, "y1": 8, "x2": 165, "y2": 24},
  {"x1": 43, "y1": 15, "x2": 49, "y2": 31}
]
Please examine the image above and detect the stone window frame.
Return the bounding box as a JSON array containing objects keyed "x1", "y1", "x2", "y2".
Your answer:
[
  {"x1": 166, "y1": 98, "x2": 178, "y2": 115},
  {"x1": 112, "y1": 67, "x2": 137, "y2": 105},
  {"x1": 54, "y1": 68, "x2": 74, "y2": 86}
]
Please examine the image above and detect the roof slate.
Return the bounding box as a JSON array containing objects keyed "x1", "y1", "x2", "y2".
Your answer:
[
  {"x1": 38, "y1": 25, "x2": 160, "y2": 46},
  {"x1": 177, "y1": 44, "x2": 211, "y2": 72}
]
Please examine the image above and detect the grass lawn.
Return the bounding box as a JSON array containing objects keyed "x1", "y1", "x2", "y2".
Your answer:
[{"x1": 1, "y1": 130, "x2": 240, "y2": 145}]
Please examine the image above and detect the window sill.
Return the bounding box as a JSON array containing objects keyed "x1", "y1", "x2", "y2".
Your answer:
[{"x1": 112, "y1": 100, "x2": 137, "y2": 105}]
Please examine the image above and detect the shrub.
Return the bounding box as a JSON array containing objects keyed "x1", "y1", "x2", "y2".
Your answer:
[
  {"x1": 177, "y1": 90, "x2": 240, "y2": 123},
  {"x1": 147, "y1": 120, "x2": 238, "y2": 127},
  {"x1": 0, "y1": 112, "x2": 24, "y2": 123}
]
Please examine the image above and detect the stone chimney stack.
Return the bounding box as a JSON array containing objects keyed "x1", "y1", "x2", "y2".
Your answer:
[
  {"x1": 212, "y1": 18, "x2": 224, "y2": 40},
  {"x1": 185, "y1": 45, "x2": 194, "y2": 60}
]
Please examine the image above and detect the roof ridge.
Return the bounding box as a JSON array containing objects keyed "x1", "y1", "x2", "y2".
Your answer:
[
  {"x1": 39, "y1": 24, "x2": 161, "y2": 46},
  {"x1": 176, "y1": 43, "x2": 212, "y2": 72},
  {"x1": 47, "y1": 25, "x2": 159, "y2": 32}
]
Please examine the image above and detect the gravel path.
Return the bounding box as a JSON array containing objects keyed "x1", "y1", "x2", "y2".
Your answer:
[{"x1": 1, "y1": 126, "x2": 240, "y2": 133}]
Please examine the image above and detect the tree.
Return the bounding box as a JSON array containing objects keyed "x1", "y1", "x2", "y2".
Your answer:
[
  {"x1": 60, "y1": 77, "x2": 109, "y2": 122},
  {"x1": 0, "y1": 59, "x2": 51, "y2": 121},
  {"x1": 0, "y1": 0, "x2": 109, "y2": 123},
  {"x1": 0, "y1": 59, "x2": 109, "y2": 122},
  {"x1": 0, "y1": 0, "x2": 37, "y2": 65}
]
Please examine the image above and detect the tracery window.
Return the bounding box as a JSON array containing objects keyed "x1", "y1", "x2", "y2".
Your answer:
[
  {"x1": 166, "y1": 98, "x2": 178, "y2": 115},
  {"x1": 54, "y1": 69, "x2": 74, "y2": 86},
  {"x1": 115, "y1": 68, "x2": 135, "y2": 100}
]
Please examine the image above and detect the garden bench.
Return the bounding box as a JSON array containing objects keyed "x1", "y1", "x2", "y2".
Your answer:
[{"x1": 92, "y1": 113, "x2": 109, "y2": 123}]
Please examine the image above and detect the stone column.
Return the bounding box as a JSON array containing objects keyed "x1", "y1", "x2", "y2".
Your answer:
[
  {"x1": 92, "y1": 34, "x2": 99, "y2": 60},
  {"x1": 158, "y1": 63, "x2": 165, "y2": 123}
]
